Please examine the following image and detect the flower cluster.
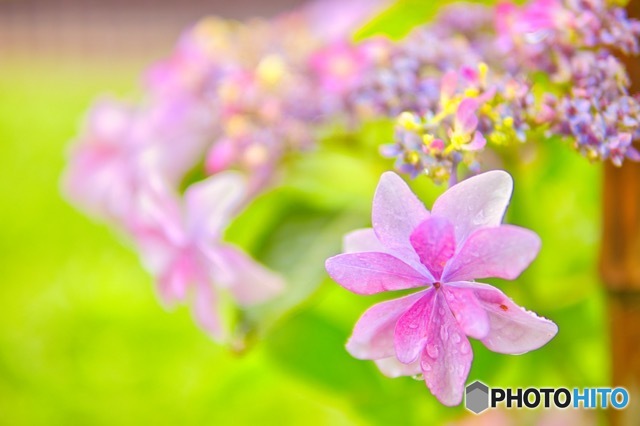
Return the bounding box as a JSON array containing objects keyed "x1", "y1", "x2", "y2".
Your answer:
[
  {"x1": 352, "y1": 0, "x2": 640, "y2": 180},
  {"x1": 498, "y1": 0, "x2": 640, "y2": 164},
  {"x1": 63, "y1": 1, "x2": 379, "y2": 342},
  {"x1": 380, "y1": 66, "x2": 534, "y2": 183}
]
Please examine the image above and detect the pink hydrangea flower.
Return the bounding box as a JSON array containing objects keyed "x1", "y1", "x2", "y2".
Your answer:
[
  {"x1": 133, "y1": 172, "x2": 285, "y2": 341},
  {"x1": 63, "y1": 99, "x2": 146, "y2": 223},
  {"x1": 310, "y1": 41, "x2": 371, "y2": 96},
  {"x1": 325, "y1": 171, "x2": 557, "y2": 406}
]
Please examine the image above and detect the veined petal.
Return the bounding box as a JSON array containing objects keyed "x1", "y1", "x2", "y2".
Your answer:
[
  {"x1": 421, "y1": 292, "x2": 473, "y2": 407},
  {"x1": 347, "y1": 292, "x2": 425, "y2": 359},
  {"x1": 443, "y1": 225, "x2": 541, "y2": 282},
  {"x1": 343, "y1": 228, "x2": 385, "y2": 253},
  {"x1": 394, "y1": 289, "x2": 436, "y2": 363},
  {"x1": 410, "y1": 217, "x2": 456, "y2": 280},
  {"x1": 432, "y1": 170, "x2": 513, "y2": 243},
  {"x1": 450, "y1": 281, "x2": 558, "y2": 354},
  {"x1": 325, "y1": 252, "x2": 429, "y2": 295},
  {"x1": 184, "y1": 171, "x2": 248, "y2": 239},
  {"x1": 375, "y1": 357, "x2": 422, "y2": 378},
  {"x1": 372, "y1": 172, "x2": 432, "y2": 277},
  {"x1": 442, "y1": 286, "x2": 490, "y2": 340}
]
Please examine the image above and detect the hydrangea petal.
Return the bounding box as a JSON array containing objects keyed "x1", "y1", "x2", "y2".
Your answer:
[
  {"x1": 421, "y1": 292, "x2": 473, "y2": 406},
  {"x1": 372, "y1": 172, "x2": 432, "y2": 278},
  {"x1": 451, "y1": 282, "x2": 558, "y2": 354},
  {"x1": 432, "y1": 170, "x2": 513, "y2": 243},
  {"x1": 442, "y1": 286, "x2": 490, "y2": 340},
  {"x1": 375, "y1": 357, "x2": 422, "y2": 378},
  {"x1": 410, "y1": 217, "x2": 456, "y2": 280},
  {"x1": 157, "y1": 252, "x2": 193, "y2": 306},
  {"x1": 184, "y1": 171, "x2": 248, "y2": 238},
  {"x1": 193, "y1": 281, "x2": 226, "y2": 341},
  {"x1": 455, "y1": 98, "x2": 479, "y2": 134},
  {"x1": 442, "y1": 225, "x2": 541, "y2": 282},
  {"x1": 326, "y1": 252, "x2": 429, "y2": 295},
  {"x1": 343, "y1": 228, "x2": 385, "y2": 253},
  {"x1": 347, "y1": 291, "x2": 426, "y2": 359},
  {"x1": 212, "y1": 245, "x2": 285, "y2": 306},
  {"x1": 394, "y1": 289, "x2": 436, "y2": 363}
]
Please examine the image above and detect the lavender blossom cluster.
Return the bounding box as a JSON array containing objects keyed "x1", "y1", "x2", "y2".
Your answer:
[{"x1": 354, "y1": 0, "x2": 640, "y2": 181}]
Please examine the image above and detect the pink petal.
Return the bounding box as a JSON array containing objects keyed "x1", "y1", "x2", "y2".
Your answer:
[
  {"x1": 343, "y1": 228, "x2": 385, "y2": 253},
  {"x1": 441, "y1": 71, "x2": 458, "y2": 99},
  {"x1": 156, "y1": 252, "x2": 193, "y2": 306},
  {"x1": 213, "y1": 245, "x2": 285, "y2": 306},
  {"x1": 442, "y1": 287, "x2": 489, "y2": 339},
  {"x1": 193, "y1": 280, "x2": 227, "y2": 342},
  {"x1": 450, "y1": 282, "x2": 558, "y2": 354},
  {"x1": 184, "y1": 171, "x2": 248, "y2": 239},
  {"x1": 374, "y1": 357, "x2": 422, "y2": 378},
  {"x1": 347, "y1": 291, "x2": 425, "y2": 359},
  {"x1": 325, "y1": 252, "x2": 429, "y2": 295},
  {"x1": 431, "y1": 170, "x2": 513, "y2": 243},
  {"x1": 410, "y1": 217, "x2": 456, "y2": 280},
  {"x1": 372, "y1": 172, "x2": 432, "y2": 278},
  {"x1": 394, "y1": 290, "x2": 436, "y2": 363},
  {"x1": 463, "y1": 131, "x2": 486, "y2": 151},
  {"x1": 443, "y1": 225, "x2": 541, "y2": 282},
  {"x1": 421, "y1": 292, "x2": 473, "y2": 406},
  {"x1": 455, "y1": 98, "x2": 479, "y2": 134}
]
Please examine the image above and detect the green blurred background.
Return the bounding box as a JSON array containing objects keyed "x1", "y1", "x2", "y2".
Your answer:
[{"x1": 0, "y1": 0, "x2": 608, "y2": 424}]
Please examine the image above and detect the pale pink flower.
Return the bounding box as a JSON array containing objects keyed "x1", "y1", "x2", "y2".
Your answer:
[
  {"x1": 310, "y1": 41, "x2": 371, "y2": 96},
  {"x1": 325, "y1": 171, "x2": 557, "y2": 405},
  {"x1": 63, "y1": 99, "x2": 146, "y2": 223},
  {"x1": 63, "y1": 99, "x2": 211, "y2": 226},
  {"x1": 134, "y1": 172, "x2": 285, "y2": 341}
]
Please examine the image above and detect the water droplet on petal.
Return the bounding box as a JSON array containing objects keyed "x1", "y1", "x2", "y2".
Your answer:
[
  {"x1": 408, "y1": 323, "x2": 418, "y2": 329},
  {"x1": 440, "y1": 327, "x2": 448, "y2": 341},
  {"x1": 426, "y1": 343, "x2": 440, "y2": 358},
  {"x1": 460, "y1": 341, "x2": 470, "y2": 354},
  {"x1": 422, "y1": 363, "x2": 432, "y2": 372},
  {"x1": 438, "y1": 307, "x2": 445, "y2": 316},
  {"x1": 451, "y1": 333, "x2": 461, "y2": 343}
]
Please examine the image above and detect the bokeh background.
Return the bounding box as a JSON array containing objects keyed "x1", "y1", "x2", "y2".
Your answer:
[{"x1": 0, "y1": 0, "x2": 608, "y2": 424}]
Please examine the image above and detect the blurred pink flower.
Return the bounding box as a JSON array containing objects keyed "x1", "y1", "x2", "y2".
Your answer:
[
  {"x1": 325, "y1": 171, "x2": 557, "y2": 405},
  {"x1": 134, "y1": 172, "x2": 285, "y2": 341},
  {"x1": 63, "y1": 99, "x2": 146, "y2": 223},
  {"x1": 310, "y1": 41, "x2": 371, "y2": 96},
  {"x1": 64, "y1": 99, "x2": 211, "y2": 226}
]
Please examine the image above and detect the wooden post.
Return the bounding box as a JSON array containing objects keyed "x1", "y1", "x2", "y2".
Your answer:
[
  {"x1": 600, "y1": 161, "x2": 640, "y2": 425},
  {"x1": 599, "y1": 2, "x2": 640, "y2": 424}
]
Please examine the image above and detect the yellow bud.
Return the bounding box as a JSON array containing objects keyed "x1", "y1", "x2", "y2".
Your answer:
[
  {"x1": 244, "y1": 143, "x2": 269, "y2": 166},
  {"x1": 225, "y1": 115, "x2": 249, "y2": 138},
  {"x1": 503, "y1": 116, "x2": 514, "y2": 128},
  {"x1": 478, "y1": 62, "x2": 489, "y2": 85},
  {"x1": 257, "y1": 55, "x2": 287, "y2": 87},
  {"x1": 586, "y1": 147, "x2": 600, "y2": 161},
  {"x1": 405, "y1": 151, "x2": 420, "y2": 165},
  {"x1": 398, "y1": 112, "x2": 421, "y2": 132},
  {"x1": 422, "y1": 134, "x2": 434, "y2": 145},
  {"x1": 464, "y1": 88, "x2": 479, "y2": 98}
]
